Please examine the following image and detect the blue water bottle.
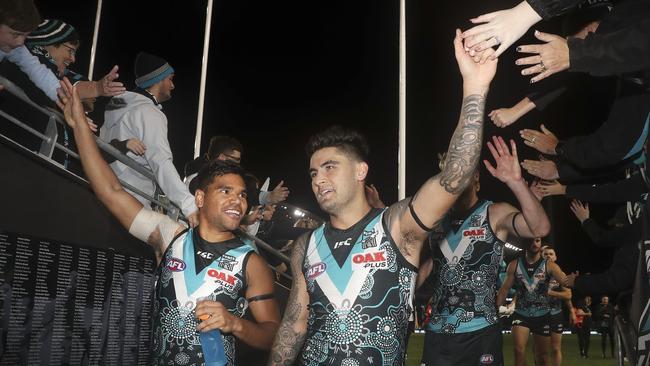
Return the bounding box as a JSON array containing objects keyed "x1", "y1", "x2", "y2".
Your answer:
[{"x1": 199, "y1": 328, "x2": 227, "y2": 366}]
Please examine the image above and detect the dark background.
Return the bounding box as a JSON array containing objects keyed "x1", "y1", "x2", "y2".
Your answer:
[{"x1": 33, "y1": 0, "x2": 620, "y2": 281}]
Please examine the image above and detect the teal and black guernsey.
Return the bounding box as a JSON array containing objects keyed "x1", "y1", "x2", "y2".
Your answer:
[
  {"x1": 151, "y1": 228, "x2": 255, "y2": 366},
  {"x1": 513, "y1": 257, "x2": 552, "y2": 318},
  {"x1": 548, "y1": 278, "x2": 563, "y2": 316},
  {"x1": 426, "y1": 199, "x2": 505, "y2": 334},
  {"x1": 300, "y1": 208, "x2": 417, "y2": 366}
]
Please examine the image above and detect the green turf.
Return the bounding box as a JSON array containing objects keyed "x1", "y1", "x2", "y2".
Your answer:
[{"x1": 406, "y1": 333, "x2": 618, "y2": 366}]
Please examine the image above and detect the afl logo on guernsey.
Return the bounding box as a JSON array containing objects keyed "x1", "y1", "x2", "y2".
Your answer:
[
  {"x1": 306, "y1": 262, "x2": 327, "y2": 280},
  {"x1": 166, "y1": 258, "x2": 186, "y2": 272},
  {"x1": 463, "y1": 228, "x2": 486, "y2": 240},
  {"x1": 352, "y1": 250, "x2": 387, "y2": 269}
]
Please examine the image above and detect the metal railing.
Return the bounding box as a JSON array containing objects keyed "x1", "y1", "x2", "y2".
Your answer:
[
  {"x1": 0, "y1": 75, "x2": 293, "y2": 279},
  {"x1": 0, "y1": 75, "x2": 179, "y2": 215}
]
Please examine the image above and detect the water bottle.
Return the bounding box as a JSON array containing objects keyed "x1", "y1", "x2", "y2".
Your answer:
[{"x1": 199, "y1": 328, "x2": 227, "y2": 366}]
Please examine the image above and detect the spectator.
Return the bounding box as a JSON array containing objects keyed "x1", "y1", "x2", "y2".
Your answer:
[
  {"x1": 185, "y1": 135, "x2": 290, "y2": 207},
  {"x1": 99, "y1": 52, "x2": 198, "y2": 226},
  {"x1": 595, "y1": 295, "x2": 616, "y2": 358},
  {"x1": 0, "y1": 0, "x2": 59, "y2": 100},
  {"x1": 576, "y1": 296, "x2": 593, "y2": 358}
]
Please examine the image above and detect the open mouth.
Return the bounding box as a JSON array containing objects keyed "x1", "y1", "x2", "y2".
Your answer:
[
  {"x1": 224, "y1": 209, "x2": 241, "y2": 218},
  {"x1": 318, "y1": 188, "x2": 334, "y2": 198}
]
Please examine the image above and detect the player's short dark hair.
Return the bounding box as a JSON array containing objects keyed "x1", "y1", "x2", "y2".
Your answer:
[
  {"x1": 194, "y1": 160, "x2": 247, "y2": 192},
  {"x1": 305, "y1": 125, "x2": 369, "y2": 162},
  {"x1": 206, "y1": 135, "x2": 243, "y2": 161},
  {"x1": 0, "y1": 0, "x2": 40, "y2": 32},
  {"x1": 542, "y1": 244, "x2": 555, "y2": 251}
]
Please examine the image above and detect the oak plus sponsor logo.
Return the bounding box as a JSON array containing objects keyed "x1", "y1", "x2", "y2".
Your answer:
[
  {"x1": 462, "y1": 227, "x2": 486, "y2": 241},
  {"x1": 166, "y1": 257, "x2": 186, "y2": 272},
  {"x1": 352, "y1": 250, "x2": 388, "y2": 269},
  {"x1": 534, "y1": 272, "x2": 546, "y2": 280},
  {"x1": 207, "y1": 268, "x2": 239, "y2": 289},
  {"x1": 480, "y1": 354, "x2": 494, "y2": 364},
  {"x1": 306, "y1": 262, "x2": 327, "y2": 280}
]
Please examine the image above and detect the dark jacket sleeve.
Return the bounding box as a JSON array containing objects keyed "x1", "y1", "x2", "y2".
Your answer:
[
  {"x1": 527, "y1": 86, "x2": 568, "y2": 111},
  {"x1": 574, "y1": 244, "x2": 639, "y2": 295},
  {"x1": 565, "y1": 174, "x2": 648, "y2": 203},
  {"x1": 569, "y1": 17, "x2": 650, "y2": 76},
  {"x1": 581, "y1": 218, "x2": 643, "y2": 248},
  {"x1": 101, "y1": 139, "x2": 130, "y2": 164},
  {"x1": 557, "y1": 93, "x2": 650, "y2": 171},
  {"x1": 526, "y1": 0, "x2": 582, "y2": 20}
]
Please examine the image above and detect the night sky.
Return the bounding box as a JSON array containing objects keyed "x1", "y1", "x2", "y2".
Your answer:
[{"x1": 35, "y1": 0, "x2": 622, "y2": 280}]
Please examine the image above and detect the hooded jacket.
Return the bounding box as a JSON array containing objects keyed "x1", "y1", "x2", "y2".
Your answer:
[{"x1": 100, "y1": 91, "x2": 197, "y2": 217}]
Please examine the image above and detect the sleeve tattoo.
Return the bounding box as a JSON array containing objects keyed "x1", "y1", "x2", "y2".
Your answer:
[
  {"x1": 269, "y1": 237, "x2": 308, "y2": 365},
  {"x1": 439, "y1": 94, "x2": 485, "y2": 194}
]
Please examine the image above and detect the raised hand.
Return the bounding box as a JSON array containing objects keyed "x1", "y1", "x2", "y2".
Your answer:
[
  {"x1": 483, "y1": 136, "x2": 522, "y2": 184},
  {"x1": 516, "y1": 30, "x2": 569, "y2": 83},
  {"x1": 268, "y1": 180, "x2": 290, "y2": 204},
  {"x1": 489, "y1": 107, "x2": 521, "y2": 128},
  {"x1": 537, "y1": 180, "x2": 566, "y2": 197},
  {"x1": 454, "y1": 29, "x2": 498, "y2": 92},
  {"x1": 365, "y1": 184, "x2": 386, "y2": 209},
  {"x1": 96, "y1": 65, "x2": 126, "y2": 97},
  {"x1": 569, "y1": 200, "x2": 590, "y2": 223},
  {"x1": 56, "y1": 77, "x2": 87, "y2": 129},
  {"x1": 521, "y1": 159, "x2": 559, "y2": 180},
  {"x1": 519, "y1": 124, "x2": 559, "y2": 155},
  {"x1": 462, "y1": 1, "x2": 542, "y2": 59}
]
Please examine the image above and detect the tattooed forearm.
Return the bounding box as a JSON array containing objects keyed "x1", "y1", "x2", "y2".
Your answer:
[
  {"x1": 439, "y1": 94, "x2": 485, "y2": 194},
  {"x1": 268, "y1": 236, "x2": 308, "y2": 366},
  {"x1": 269, "y1": 302, "x2": 307, "y2": 365}
]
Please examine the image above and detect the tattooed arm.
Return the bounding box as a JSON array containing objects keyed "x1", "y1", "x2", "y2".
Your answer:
[
  {"x1": 268, "y1": 234, "x2": 310, "y2": 366},
  {"x1": 388, "y1": 30, "x2": 498, "y2": 265}
]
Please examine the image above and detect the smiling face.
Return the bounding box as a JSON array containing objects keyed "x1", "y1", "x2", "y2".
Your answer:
[
  {"x1": 309, "y1": 147, "x2": 367, "y2": 216},
  {"x1": 44, "y1": 42, "x2": 77, "y2": 75},
  {"x1": 195, "y1": 173, "x2": 248, "y2": 232}
]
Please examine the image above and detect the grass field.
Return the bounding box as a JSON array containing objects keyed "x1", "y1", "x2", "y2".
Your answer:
[{"x1": 406, "y1": 333, "x2": 619, "y2": 366}]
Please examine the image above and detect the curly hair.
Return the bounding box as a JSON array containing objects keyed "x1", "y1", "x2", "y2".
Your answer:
[{"x1": 305, "y1": 125, "x2": 369, "y2": 162}]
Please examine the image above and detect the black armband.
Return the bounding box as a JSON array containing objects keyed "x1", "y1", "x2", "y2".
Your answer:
[
  {"x1": 511, "y1": 212, "x2": 522, "y2": 237},
  {"x1": 408, "y1": 197, "x2": 434, "y2": 232},
  {"x1": 247, "y1": 293, "x2": 275, "y2": 303}
]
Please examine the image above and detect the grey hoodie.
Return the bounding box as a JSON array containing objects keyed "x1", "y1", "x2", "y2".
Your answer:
[{"x1": 100, "y1": 91, "x2": 197, "y2": 217}]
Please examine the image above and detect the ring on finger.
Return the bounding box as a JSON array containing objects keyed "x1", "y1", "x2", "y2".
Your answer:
[
  {"x1": 539, "y1": 60, "x2": 547, "y2": 72},
  {"x1": 531, "y1": 136, "x2": 537, "y2": 143}
]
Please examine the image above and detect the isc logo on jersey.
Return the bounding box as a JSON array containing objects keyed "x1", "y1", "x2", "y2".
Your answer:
[
  {"x1": 306, "y1": 262, "x2": 327, "y2": 280},
  {"x1": 352, "y1": 250, "x2": 387, "y2": 269},
  {"x1": 207, "y1": 268, "x2": 239, "y2": 289},
  {"x1": 166, "y1": 258, "x2": 186, "y2": 272},
  {"x1": 463, "y1": 228, "x2": 486, "y2": 240}
]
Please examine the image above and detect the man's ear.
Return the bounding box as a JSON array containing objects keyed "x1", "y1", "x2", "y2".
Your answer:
[
  {"x1": 356, "y1": 162, "x2": 369, "y2": 182},
  {"x1": 195, "y1": 189, "x2": 205, "y2": 208}
]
